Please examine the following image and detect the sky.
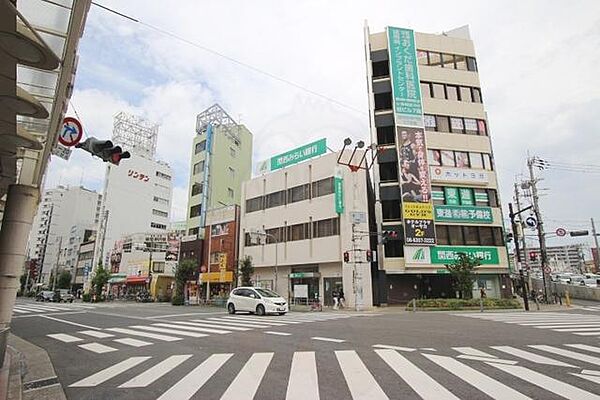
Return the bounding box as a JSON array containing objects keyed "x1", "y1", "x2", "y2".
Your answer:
[{"x1": 44, "y1": 0, "x2": 600, "y2": 251}]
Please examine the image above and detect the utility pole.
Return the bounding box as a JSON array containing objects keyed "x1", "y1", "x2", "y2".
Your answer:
[
  {"x1": 514, "y1": 183, "x2": 532, "y2": 293},
  {"x1": 592, "y1": 218, "x2": 599, "y2": 272},
  {"x1": 52, "y1": 236, "x2": 62, "y2": 290},
  {"x1": 527, "y1": 157, "x2": 549, "y2": 302},
  {"x1": 509, "y1": 202, "x2": 530, "y2": 311}
]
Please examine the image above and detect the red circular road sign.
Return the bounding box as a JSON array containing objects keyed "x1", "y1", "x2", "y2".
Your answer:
[
  {"x1": 58, "y1": 117, "x2": 83, "y2": 147},
  {"x1": 200, "y1": 265, "x2": 207, "y2": 273},
  {"x1": 556, "y1": 228, "x2": 567, "y2": 237},
  {"x1": 544, "y1": 266, "x2": 552, "y2": 274}
]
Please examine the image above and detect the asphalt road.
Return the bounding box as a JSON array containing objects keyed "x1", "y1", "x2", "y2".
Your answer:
[{"x1": 10, "y1": 299, "x2": 600, "y2": 400}]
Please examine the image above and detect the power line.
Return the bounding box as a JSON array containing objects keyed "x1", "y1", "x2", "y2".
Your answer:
[{"x1": 90, "y1": 1, "x2": 366, "y2": 116}]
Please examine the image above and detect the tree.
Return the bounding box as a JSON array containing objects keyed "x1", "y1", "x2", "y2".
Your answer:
[
  {"x1": 173, "y1": 259, "x2": 197, "y2": 305},
  {"x1": 445, "y1": 252, "x2": 481, "y2": 299},
  {"x1": 19, "y1": 274, "x2": 27, "y2": 294},
  {"x1": 240, "y1": 256, "x2": 254, "y2": 287},
  {"x1": 91, "y1": 261, "x2": 109, "y2": 301},
  {"x1": 57, "y1": 270, "x2": 72, "y2": 289}
]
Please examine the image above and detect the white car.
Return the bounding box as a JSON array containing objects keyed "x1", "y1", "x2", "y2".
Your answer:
[{"x1": 227, "y1": 287, "x2": 288, "y2": 316}]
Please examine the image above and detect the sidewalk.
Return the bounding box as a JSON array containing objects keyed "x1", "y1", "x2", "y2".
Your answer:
[{"x1": 1, "y1": 334, "x2": 66, "y2": 400}]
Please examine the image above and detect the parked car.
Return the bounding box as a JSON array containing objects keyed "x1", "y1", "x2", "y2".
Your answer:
[
  {"x1": 582, "y1": 278, "x2": 598, "y2": 288},
  {"x1": 36, "y1": 290, "x2": 54, "y2": 302},
  {"x1": 55, "y1": 289, "x2": 74, "y2": 303},
  {"x1": 227, "y1": 287, "x2": 288, "y2": 315}
]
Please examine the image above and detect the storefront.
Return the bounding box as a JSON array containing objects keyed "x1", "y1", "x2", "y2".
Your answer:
[
  {"x1": 289, "y1": 268, "x2": 320, "y2": 305},
  {"x1": 125, "y1": 275, "x2": 149, "y2": 295},
  {"x1": 150, "y1": 274, "x2": 174, "y2": 302},
  {"x1": 200, "y1": 271, "x2": 233, "y2": 301},
  {"x1": 107, "y1": 273, "x2": 127, "y2": 298}
]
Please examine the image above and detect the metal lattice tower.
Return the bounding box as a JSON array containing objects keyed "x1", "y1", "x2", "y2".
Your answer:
[
  {"x1": 112, "y1": 112, "x2": 159, "y2": 159},
  {"x1": 195, "y1": 104, "x2": 240, "y2": 143}
]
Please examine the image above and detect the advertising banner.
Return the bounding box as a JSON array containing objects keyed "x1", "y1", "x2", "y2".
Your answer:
[
  {"x1": 165, "y1": 232, "x2": 180, "y2": 262},
  {"x1": 404, "y1": 246, "x2": 431, "y2": 264},
  {"x1": 334, "y1": 176, "x2": 344, "y2": 214},
  {"x1": 434, "y1": 205, "x2": 493, "y2": 223},
  {"x1": 211, "y1": 222, "x2": 230, "y2": 237},
  {"x1": 430, "y1": 246, "x2": 499, "y2": 265},
  {"x1": 430, "y1": 166, "x2": 490, "y2": 185},
  {"x1": 257, "y1": 138, "x2": 327, "y2": 174},
  {"x1": 388, "y1": 26, "x2": 436, "y2": 245}
]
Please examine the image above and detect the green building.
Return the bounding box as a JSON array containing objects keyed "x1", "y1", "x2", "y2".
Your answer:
[{"x1": 186, "y1": 104, "x2": 253, "y2": 236}]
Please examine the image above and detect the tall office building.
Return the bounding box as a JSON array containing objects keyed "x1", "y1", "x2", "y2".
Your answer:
[
  {"x1": 185, "y1": 104, "x2": 253, "y2": 236},
  {"x1": 365, "y1": 25, "x2": 510, "y2": 304}
]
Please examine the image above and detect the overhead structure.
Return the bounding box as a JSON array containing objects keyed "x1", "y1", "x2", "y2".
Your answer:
[
  {"x1": 112, "y1": 112, "x2": 158, "y2": 159},
  {"x1": 195, "y1": 103, "x2": 240, "y2": 144}
]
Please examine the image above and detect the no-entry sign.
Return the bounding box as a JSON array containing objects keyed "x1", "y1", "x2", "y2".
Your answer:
[{"x1": 58, "y1": 117, "x2": 83, "y2": 147}]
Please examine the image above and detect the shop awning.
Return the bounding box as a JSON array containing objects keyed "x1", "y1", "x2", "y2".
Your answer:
[
  {"x1": 200, "y1": 271, "x2": 233, "y2": 283},
  {"x1": 108, "y1": 274, "x2": 127, "y2": 284},
  {"x1": 126, "y1": 276, "x2": 149, "y2": 284}
]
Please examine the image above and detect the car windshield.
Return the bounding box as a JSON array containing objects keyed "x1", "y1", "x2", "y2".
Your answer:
[{"x1": 254, "y1": 288, "x2": 280, "y2": 298}]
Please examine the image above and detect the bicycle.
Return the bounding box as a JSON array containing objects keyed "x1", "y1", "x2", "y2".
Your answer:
[{"x1": 309, "y1": 298, "x2": 322, "y2": 312}]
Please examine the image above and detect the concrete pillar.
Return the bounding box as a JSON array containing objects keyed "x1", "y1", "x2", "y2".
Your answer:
[{"x1": 0, "y1": 185, "x2": 39, "y2": 330}]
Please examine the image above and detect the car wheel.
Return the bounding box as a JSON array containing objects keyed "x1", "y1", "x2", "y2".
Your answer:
[
  {"x1": 256, "y1": 304, "x2": 265, "y2": 316},
  {"x1": 278, "y1": 312, "x2": 286, "y2": 316},
  {"x1": 227, "y1": 303, "x2": 236, "y2": 314}
]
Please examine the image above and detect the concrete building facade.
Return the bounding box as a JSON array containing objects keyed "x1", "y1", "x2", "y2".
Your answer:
[
  {"x1": 365, "y1": 25, "x2": 510, "y2": 303},
  {"x1": 239, "y1": 150, "x2": 373, "y2": 309}
]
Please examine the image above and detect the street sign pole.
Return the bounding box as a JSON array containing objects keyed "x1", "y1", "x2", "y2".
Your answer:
[{"x1": 509, "y1": 202, "x2": 529, "y2": 311}]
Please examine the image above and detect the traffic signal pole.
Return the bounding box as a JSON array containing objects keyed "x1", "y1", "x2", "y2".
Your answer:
[
  {"x1": 528, "y1": 158, "x2": 549, "y2": 302},
  {"x1": 592, "y1": 218, "x2": 599, "y2": 272},
  {"x1": 514, "y1": 183, "x2": 533, "y2": 294},
  {"x1": 509, "y1": 202, "x2": 530, "y2": 311}
]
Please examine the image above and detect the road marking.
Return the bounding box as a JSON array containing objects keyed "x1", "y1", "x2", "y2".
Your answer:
[
  {"x1": 335, "y1": 350, "x2": 388, "y2": 400},
  {"x1": 203, "y1": 318, "x2": 271, "y2": 328},
  {"x1": 225, "y1": 315, "x2": 304, "y2": 323},
  {"x1": 113, "y1": 338, "x2": 153, "y2": 347},
  {"x1": 423, "y1": 354, "x2": 531, "y2": 400},
  {"x1": 152, "y1": 322, "x2": 230, "y2": 334},
  {"x1": 456, "y1": 355, "x2": 517, "y2": 364},
  {"x1": 573, "y1": 373, "x2": 600, "y2": 385},
  {"x1": 69, "y1": 356, "x2": 151, "y2": 387},
  {"x1": 41, "y1": 315, "x2": 101, "y2": 330},
  {"x1": 265, "y1": 331, "x2": 291, "y2": 336},
  {"x1": 156, "y1": 353, "x2": 232, "y2": 400},
  {"x1": 490, "y1": 362, "x2": 600, "y2": 400},
  {"x1": 78, "y1": 330, "x2": 114, "y2": 339},
  {"x1": 47, "y1": 333, "x2": 82, "y2": 343},
  {"x1": 13, "y1": 311, "x2": 87, "y2": 319},
  {"x1": 565, "y1": 344, "x2": 600, "y2": 354},
  {"x1": 219, "y1": 316, "x2": 287, "y2": 326},
  {"x1": 12, "y1": 308, "x2": 30, "y2": 314},
  {"x1": 312, "y1": 336, "x2": 346, "y2": 343},
  {"x1": 106, "y1": 327, "x2": 181, "y2": 342},
  {"x1": 573, "y1": 332, "x2": 600, "y2": 336},
  {"x1": 147, "y1": 311, "x2": 226, "y2": 319},
  {"x1": 372, "y1": 344, "x2": 416, "y2": 352},
  {"x1": 119, "y1": 355, "x2": 192, "y2": 388},
  {"x1": 287, "y1": 352, "x2": 319, "y2": 400},
  {"x1": 376, "y1": 349, "x2": 458, "y2": 400},
  {"x1": 491, "y1": 346, "x2": 576, "y2": 367},
  {"x1": 554, "y1": 327, "x2": 600, "y2": 332},
  {"x1": 581, "y1": 370, "x2": 600, "y2": 376},
  {"x1": 221, "y1": 352, "x2": 273, "y2": 400},
  {"x1": 132, "y1": 325, "x2": 209, "y2": 338},
  {"x1": 78, "y1": 343, "x2": 117, "y2": 354},
  {"x1": 452, "y1": 347, "x2": 497, "y2": 358},
  {"x1": 535, "y1": 324, "x2": 600, "y2": 328},
  {"x1": 529, "y1": 345, "x2": 600, "y2": 366},
  {"x1": 168, "y1": 320, "x2": 251, "y2": 331}
]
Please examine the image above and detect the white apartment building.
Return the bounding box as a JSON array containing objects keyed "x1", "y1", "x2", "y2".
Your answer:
[
  {"x1": 239, "y1": 150, "x2": 373, "y2": 309},
  {"x1": 28, "y1": 186, "x2": 102, "y2": 285}
]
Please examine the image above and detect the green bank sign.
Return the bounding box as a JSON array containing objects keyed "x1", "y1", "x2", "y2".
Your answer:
[
  {"x1": 257, "y1": 138, "x2": 327, "y2": 174},
  {"x1": 434, "y1": 205, "x2": 493, "y2": 223},
  {"x1": 430, "y1": 246, "x2": 499, "y2": 265},
  {"x1": 334, "y1": 176, "x2": 344, "y2": 214}
]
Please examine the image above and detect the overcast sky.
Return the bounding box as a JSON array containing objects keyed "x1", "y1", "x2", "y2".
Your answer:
[{"x1": 44, "y1": 0, "x2": 600, "y2": 250}]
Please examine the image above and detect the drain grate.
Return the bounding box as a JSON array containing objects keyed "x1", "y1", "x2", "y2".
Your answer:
[{"x1": 23, "y1": 376, "x2": 60, "y2": 391}]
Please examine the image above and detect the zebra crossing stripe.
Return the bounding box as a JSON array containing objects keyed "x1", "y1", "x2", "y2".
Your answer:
[
  {"x1": 168, "y1": 320, "x2": 251, "y2": 331},
  {"x1": 203, "y1": 318, "x2": 272, "y2": 328},
  {"x1": 535, "y1": 324, "x2": 600, "y2": 329},
  {"x1": 335, "y1": 350, "x2": 388, "y2": 400},
  {"x1": 78, "y1": 343, "x2": 117, "y2": 354},
  {"x1": 491, "y1": 346, "x2": 576, "y2": 367},
  {"x1": 372, "y1": 344, "x2": 416, "y2": 352},
  {"x1": 456, "y1": 355, "x2": 517, "y2": 365},
  {"x1": 79, "y1": 330, "x2": 114, "y2": 339},
  {"x1": 452, "y1": 347, "x2": 497, "y2": 358},
  {"x1": 423, "y1": 354, "x2": 531, "y2": 400},
  {"x1": 312, "y1": 337, "x2": 346, "y2": 343},
  {"x1": 565, "y1": 344, "x2": 600, "y2": 354},
  {"x1": 118, "y1": 355, "x2": 192, "y2": 388},
  {"x1": 490, "y1": 363, "x2": 600, "y2": 400},
  {"x1": 47, "y1": 333, "x2": 82, "y2": 343},
  {"x1": 554, "y1": 327, "x2": 600, "y2": 332},
  {"x1": 572, "y1": 373, "x2": 600, "y2": 385},
  {"x1": 152, "y1": 323, "x2": 229, "y2": 335},
  {"x1": 529, "y1": 345, "x2": 600, "y2": 366},
  {"x1": 220, "y1": 352, "x2": 273, "y2": 400},
  {"x1": 132, "y1": 325, "x2": 209, "y2": 338},
  {"x1": 287, "y1": 352, "x2": 319, "y2": 400},
  {"x1": 225, "y1": 316, "x2": 303, "y2": 324},
  {"x1": 375, "y1": 349, "x2": 459, "y2": 400},
  {"x1": 12, "y1": 308, "x2": 30, "y2": 313},
  {"x1": 106, "y1": 328, "x2": 181, "y2": 342},
  {"x1": 113, "y1": 338, "x2": 153, "y2": 347},
  {"x1": 156, "y1": 353, "x2": 232, "y2": 400},
  {"x1": 218, "y1": 316, "x2": 287, "y2": 326},
  {"x1": 70, "y1": 357, "x2": 151, "y2": 387}
]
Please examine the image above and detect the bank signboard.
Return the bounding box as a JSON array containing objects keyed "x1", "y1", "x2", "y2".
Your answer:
[
  {"x1": 430, "y1": 246, "x2": 499, "y2": 265},
  {"x1": 434, "y1": 205, "x2": 493, "y2": 223},
  {"x1": 257, "y1": 138, "x2": 327, "y2": 174}
]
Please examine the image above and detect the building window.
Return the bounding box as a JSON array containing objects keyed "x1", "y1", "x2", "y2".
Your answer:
[
  {"x1": 455, "y1": 152, "x2": 470, "y2": 168},
  {"x1": 432, "y1": 83, "x2": 445, "y2": 99},
  {"x1": 431, "y1": 186, "x2": 445, "y2": 205},
  {"x1": 152, "y1": 261, "x2": 165, "y2": 273},
  {"x1": 230, "y1": 148, "x2": 236, "y2": 158},
  {"x1": 493, "y1": 227, "x2": 504, "y2": 246},
  {"x1": 436, "y1": 225, "x2": 449, "y2": 245},
  {"x1": 153, "y1": 196, "x2": 169, "y2": 206},
  {"x1": 472, "y1": 88, "x2": 482, "y2": 103},
  {"x1": 312, "y1": 178, "x2": 334, "y2": 198},
  {"x1": 477, "y1": 120, "x2": 488, "y2": 136},
  {"x1": 265, "y1": 191, "x2": 285, "y2": 209},
  {"x1": 441, "y1": 53, "x2": 455, "y2": 68},
  {"x1": 381, "y1": 200, "x2": 401, "y2": 221},
  {"x1": 313, "y1": 217, "x2": 340, "y2": 238},
  {"x1": 483, "y1": 154, "x2": 494, "y2": 171},
  {"x1": 466, "y1": 57, "x2": 478, "y2": 72},
  {"x1": 288, "y1": 184, "x2": 310, "y2": 203},
  {"x1": 428, "y1": 149, "x2": 441, "y2": 166},
  {"x1": 436, "y1": 116, "x2": 450, "y2": 132},
  {"x1": 374, "y1": 92, "x2": 392, "y2": 110},
  {"x1": 188, "y1": 227, "x2": 199, "y2": 236},
  {"x1": 479, "y1": 227, "x2": 495, "y2": 246},
  {"x1": 189, "y1": 204, "x2": 201, "y2": 218},
  {"x1": 288, "y1": 222, "x2": 310, "y2": 242},
  {"x1": 448, "y1": 226, "x2": 463, "y2": 245},
  {"x1": 417, "y1": 50, "x2": 429, "y2": 65},
  {"x1": 463, "y1": 226, "x2": 480, "y2": 245},
  {"x1": 424, "y1": 115, "x2": 437, "y2": 131},
  {"x1": 156, "y1": 171, "x2": 171, "y2": 181},
  {"x1": 152, "y1": 209, "x2": 168, "y2": 218},
  {"x1": 371, "y1": 60, "x2": 389, "y2": 78},
  {"x1": 464, "y1": 118, "x2": 478, "y2": 135},
  {"x1": 228, "y1": 167, "x2": 235, "y2": 180},
  {"x1": 379, "y1": 162, "x2": 398, "y2": 182},
  {"x1": 377, "y1": 126, "x2": 395, "y2": 145},
  {"x1": 246, "y1": 196, "x2": 263, "y2": 213},
  {"x1": 428, "y1": 52, "x2": 442, "y2": 67},
  {"x1": 455, "y1": 54, "x2": 468, "y2": 70},
  {"x1": 420, "y1": 82, "x2": 431, "y2": 98},
  {"x1": 195, "y1": 140, "x2": 206, "y2": 154},
  {"x1": 440, "y1": 150, "x2": 455, "y2": 167},
  {"x1": 446, "y1": 85, "x2": 459, "y2": 101},
  {"x1": 450, "y1": 117, "x2": 464, "y2": 134},
  {"x1": 193, "y1": 161, "x2": 204, "y2": 175},
  {"x1": 191, "y1": 183, "x2": 202, "y2": 196},
  {"x1": 459, "y1": 86, "x2": 472, "y2": 102},
  {"x1": 150, "y1": 222, "x2": 167, "y2": 230},
  {"x1": 265, "y1": 227, "x2": 285, "y2": 244},
  {"x1": 228, "y1": 188, "x2": 234, "y2": 198}
]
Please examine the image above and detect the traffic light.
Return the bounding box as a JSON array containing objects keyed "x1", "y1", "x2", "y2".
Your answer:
[
  {"x1": 366, "y1": 250, "x2": 372, "y2": 262},
  {"x1": 505, "y1": 232, "x2": 514, "y2": 243},
  {"x1": 529, "y1": 251, "x2": 538, "y2": 262},
  {"x1": 343, "y1": 251, "x2": 350, "y2": 263},
  {"x1": 381, "y1": 230, "x2": 399, "y2": 243},
  {"x1": 76, "y1": 137, "x2": 131, "y2": 165}
]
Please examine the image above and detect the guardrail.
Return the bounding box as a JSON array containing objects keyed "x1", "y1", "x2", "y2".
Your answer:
[{"x1": 531, "y1": 278, "x2": 600, "y2": 301}]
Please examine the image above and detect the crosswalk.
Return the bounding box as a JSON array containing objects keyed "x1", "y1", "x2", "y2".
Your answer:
[
  {"x1": 67, "y1": 343, "x2": 600, "y2": 399},
  {"x1": 457, "y1": 311, "x2": 600, "y2": 337},
  {"x1": 46, "y1": 312, "x2": 357, "y2": 354},
  {"x1": 582, "y1": 306, "x2": 600, "y2": 312},
  {"x1": 12, "y1": 301, "x2": 114, "y2": 316}
]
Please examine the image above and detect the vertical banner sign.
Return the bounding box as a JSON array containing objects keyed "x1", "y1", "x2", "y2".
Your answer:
[
  {"x1": 334, "y1": 168, "x2": 344, "y2": 214},
  {"x1": 199, "y1": 123, "x2": 213, "y2": 228},
  {"x1": 388, "y1": 26, "x2": 436, "y2": 245}
]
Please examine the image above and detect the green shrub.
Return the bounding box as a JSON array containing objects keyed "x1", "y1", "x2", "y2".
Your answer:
[
  {"x1": 171, "y1": 294, "x2": 184, "y2": 306},
  {"x1": 82, "y1": 293, "x2": 91, "y2": 302},
  {"x1": 408, "y1": 298, "x2": 520, "y2": 311}
]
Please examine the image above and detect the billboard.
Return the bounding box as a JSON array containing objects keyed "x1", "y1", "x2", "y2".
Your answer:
[
  {"x1": 388, "y1": 26, "x2": 436, "y2": 245},
  {"x1": 257, "y1": 138, "x2": 327, "y2": 174}
]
